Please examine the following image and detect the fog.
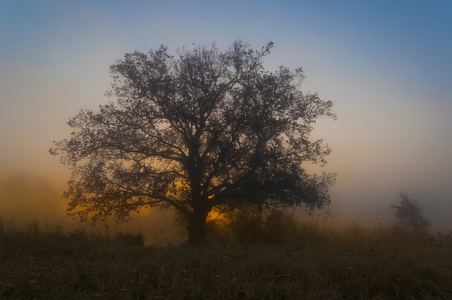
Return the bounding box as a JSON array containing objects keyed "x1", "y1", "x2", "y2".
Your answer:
[
  {"x1": 1, "y1": 1, "x2": 452, "y2": 241},
  {"x1": 1, "y1": 167, "x2": 451, "y2": 245},
  {"x1": 0, "y1": 173, "x2": 180, "y2": 244}
]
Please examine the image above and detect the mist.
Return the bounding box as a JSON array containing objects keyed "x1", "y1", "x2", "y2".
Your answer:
[
  {"x1": 1, "y1": 1, "x2": 452, "y2": 241},
  {"x1": 0, "y1": 173, "x2": 179, "y2": 244},
  {"x1": 1, "y1": 168, "x2": 450, "y2": 246}
]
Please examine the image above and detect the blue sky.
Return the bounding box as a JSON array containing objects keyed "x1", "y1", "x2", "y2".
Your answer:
[{"x1": 1, "y1": 0, "x2": 452, "y2": 232}]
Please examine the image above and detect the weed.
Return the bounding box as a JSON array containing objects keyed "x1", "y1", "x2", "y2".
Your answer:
[{"x1": 0, "y1": 217, "x2": 452, "y2": 299}]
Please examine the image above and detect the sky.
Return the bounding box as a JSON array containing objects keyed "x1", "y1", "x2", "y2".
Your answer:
[{"x1": 1, "y1": 0, "x2": 452, "y2": 240}]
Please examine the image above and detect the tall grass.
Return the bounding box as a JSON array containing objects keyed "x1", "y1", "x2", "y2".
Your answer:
[
  {"x1": 1, "y1": 215, "x2": 452, "y2": 299},
  {"x1": 205, "y1": 208, "x2": 451, "y2": 247}
]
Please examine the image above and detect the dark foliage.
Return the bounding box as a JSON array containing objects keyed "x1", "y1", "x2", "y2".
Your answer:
[
  {"x1": 391, "y1": 191, "x2": 431, "y2": 235},
  {"x1": 51, "y1": 41, "x2": 335, "y2": 243}
]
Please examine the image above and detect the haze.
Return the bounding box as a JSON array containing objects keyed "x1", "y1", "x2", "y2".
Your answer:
[{"x1": 1, "y1": 1, "x2": 452, "y2": 242}]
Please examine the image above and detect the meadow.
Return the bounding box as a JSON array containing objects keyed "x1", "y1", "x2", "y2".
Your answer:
[{"x1": 1, "y1": 213, "x2": 452, "y2": 299}]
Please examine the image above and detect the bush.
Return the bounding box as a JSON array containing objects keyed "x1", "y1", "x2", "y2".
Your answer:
[
  {"x1": 203, "y1": 208, "x2": 302, "y2": 245},
  {"x1": 113, "y1": 230, "x2": 145, "y2": 247}
]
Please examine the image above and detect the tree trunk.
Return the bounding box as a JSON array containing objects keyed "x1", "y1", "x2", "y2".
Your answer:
[{"x1": 187, "y1": 207, "x2": 209, "y2": 244}]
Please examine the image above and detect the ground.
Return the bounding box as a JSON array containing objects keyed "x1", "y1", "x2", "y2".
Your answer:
[{"x1": 1, "y1": 220, "x2": 451, "y2": 299}]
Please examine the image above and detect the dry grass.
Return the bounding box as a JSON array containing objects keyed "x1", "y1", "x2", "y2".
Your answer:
[{"x1": 1, "y1": 216, "x2": 452, "y2": 299}]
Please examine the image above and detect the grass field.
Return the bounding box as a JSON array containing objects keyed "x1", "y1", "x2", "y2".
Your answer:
[{"x1": 1, "y1": 216, "x2": 452, "y2": 299}]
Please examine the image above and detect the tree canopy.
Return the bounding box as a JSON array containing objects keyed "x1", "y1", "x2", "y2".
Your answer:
[
  {"x1": 391, "y1": 191, "x2": 431, "y2": 235},
  {"x1": 51, "y1": 41, "x2": 335, "y2": 243}
]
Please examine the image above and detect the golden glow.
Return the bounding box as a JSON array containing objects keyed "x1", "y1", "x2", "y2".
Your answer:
[{"x1": 207, "y1": 207, "x2": 224, "y2": 221}]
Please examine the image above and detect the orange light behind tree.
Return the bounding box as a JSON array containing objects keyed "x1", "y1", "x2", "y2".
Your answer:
[{"x1": 50, "y1": 41, "x2": 335, "y2": 243}]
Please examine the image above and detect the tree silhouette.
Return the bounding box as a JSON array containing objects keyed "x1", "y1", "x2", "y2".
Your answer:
[
  {"x1": 50, "y1": 41, "x2": 335, "y2": 243},
  {"x1": 391, "y1": 191, "x2": 431, "y2": 235}
]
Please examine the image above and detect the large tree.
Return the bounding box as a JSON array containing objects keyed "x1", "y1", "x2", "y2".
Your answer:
[{"x1": 51, "y1": 41, "x2": 335, "y2": 243}]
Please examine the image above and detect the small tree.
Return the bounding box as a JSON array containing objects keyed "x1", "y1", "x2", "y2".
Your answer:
[
  {"x1": 50, "y1": 41, "x2": 335, "y2": 243},
  {"x1": 391, "y1": 191, "x2": 431, "y2": 235}
]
